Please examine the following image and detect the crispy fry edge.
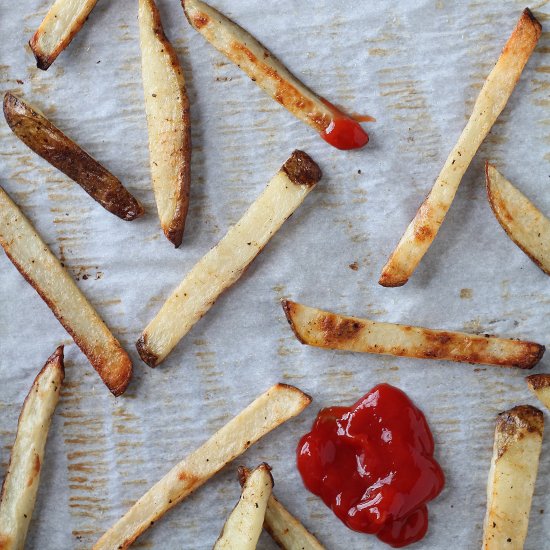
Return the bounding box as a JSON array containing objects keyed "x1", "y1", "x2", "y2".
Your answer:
[
  {"x1": 486, "y1": 162, "x2": 550, "y2": 276},
  {"x1": 0, "y1": 346, "x2": 64, "y2": 547},
  {"x1": 378, "y1": 8, "x2": 542, "y2": 287},
  {"x1": 140, "y1": 0, "x2": 191, "y2": 247},
  {"x1": 0, "y1": 187, "x2": 132, "y2": 396},
  {"x1": 29, "y1": 0, "x2": 99, "y2": 70},
  {"x1": 3, "y1": 92, "x2": 144, "y2": 221},
  {"x1": 93, "y1": 383, "x2": 311, "y2": 548},
  {"x1": 282, "y1": 299, "x2": 545, "y2": 369}
]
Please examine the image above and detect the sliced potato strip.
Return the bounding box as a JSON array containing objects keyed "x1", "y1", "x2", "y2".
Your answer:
[
  {"x1": 0, "y1": 347, "x2": 64, "y2": 550},
  {"x1": 486, "y1": 163, "x2": 550, "y2": 275},
  {"x1": 379, "y1": 9, "x2": 541, "y2": 287},
  {"x1": 3, "y1": 93, "x2": 143, "y2": 221},
  {"x1": 0, "y1": 187, "x2": 132, "y2": 395},
  {"x1": 137, "y1": 150, "x2": 321, "y2": 367},
  {"x1": 283, "y1": 300, "x2": 544, "y2": 369},
  {"x1": 182, "y1": 0, "x2": 369, "y2": 150},
  {"x1": 29, "y1": 0, "x2": 99, "y2": 70},
  {"x1": 239, "y1": 467, "x2": 325, "y2": 550},
  {"x1": 214, "y1": 464, "x2": 273, "y2": 550},
  {"x1": 482, "y1": 405, "x2": 543, "y2": 550},
  {"x1": 139, "y1": 0, "x2": 191, "y2": 247},
  {"x1": 94, "y1": 384, "x2": 311, "y2": 549},
  {"x1": 526, "y1": 374, "x2": 550, "y2": 411}
]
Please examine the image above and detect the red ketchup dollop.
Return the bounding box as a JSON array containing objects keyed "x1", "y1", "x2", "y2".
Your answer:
[
  {"x1": 319, "y1": 99, "x2": 370, "y2": 150},
  {"x1": 297, "y1": 384, "x2": 444, "y2": 548}
]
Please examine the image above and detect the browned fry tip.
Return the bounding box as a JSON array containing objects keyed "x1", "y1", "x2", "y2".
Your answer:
[
  {"x1": 282, "y1": 151, "x2": 322, "y2": 187},
  {"x1": 136, "y1": 335, "x2": 159, "y2": 368},
  {"x1": 273, "y1": 382, "x2": 312, "y2": 405},
  {"x1": 526, "y1": 373, "x2": 550, "y2": 390},
  {"x1": 281, "y1": 299, "x2": 307, "y2": 344},
  {"x1": 496, "y1": 405, "x2": 544, "y2": 448}
]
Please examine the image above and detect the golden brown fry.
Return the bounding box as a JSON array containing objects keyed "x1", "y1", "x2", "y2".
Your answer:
[
  {"x1": 181, "y1": 0, "x2": 370, "y2": 150},
  {"x1": 139, "y1": 0, "x2": 191, "y2": 246},
  {"x1": 94, "y1": 384, "x2": 311, "y2": 549},
  {"x1": 29, "y1": 0, "x2": 99, "y2": 70},
  {"x1": 379, "y1": 9, "x2": 541, "y2": 287},
  {"x1": 526, "y1": 374, "x2": 550, "y2": 411},
  {"x1": 3, "y1": 92, "x2": 143, "y2": 221},
  {"x1": 137, "y1": 151, "x2": 321, "y2": 367},
  {"x1": 0, "y1": 347, "x2": 64, "y2": 550},
  {"x1": 482, "y1": 405, "x2": 543, "y2": 550},
  {"x1": 238, "y1": 467, "x2": 325, "y2": 550},
  {"x1": 283, "y1": 300, "x2": 544, "y2": 369},
  {"x1": 0, "y1": 187, "x2": 132, "y2": 396},
  {"x1": 214, "y1": 464, "x2": 273, "y2": 550},
  {"x1": 486, "y1": 163, "x2": 550, "y2": 275}
]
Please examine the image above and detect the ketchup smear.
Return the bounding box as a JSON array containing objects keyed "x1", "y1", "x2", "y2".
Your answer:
[
  {"x1": 297, "y1": 384, "x2": 444, "y2": 548},
  {"x1": 319, "y1": 99, "x2": 371, "y2": 150}
]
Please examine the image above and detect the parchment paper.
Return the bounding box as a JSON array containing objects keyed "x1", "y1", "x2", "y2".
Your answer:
[{"x1": 1, "y1": 1, "x2": 549, "y2": 548}]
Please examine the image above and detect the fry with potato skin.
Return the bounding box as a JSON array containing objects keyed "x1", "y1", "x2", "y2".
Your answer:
[
  {"x1": 238, "y1": 467, "x2": 325, "y2": 550},
  {"x1": 486, "y1": 163, "x2": 550, "y2": 275},
  {"x1": 379, "y1": 9, "x2": 542, "y2": 287},
  {"x1": 482, "y1": 405, "x2": 543, "y2": 550},
  {"x1": 93, "y1": 384, "x2": 311, "y2": 549},
  {"x1": 181, "y1": 0, "x2": 370, "y2": 150},
  {"x1": 139, "y1": 0, "x2": 191, "y2": 247},
  {"x1": 0, "y1": 187, "x2": 132, "y2": 396},
  {"x1": 526, "y1": 374, "x2": 550, "y2": 411},
  {"x1": 3, "y1": 92, "x2": 143, "y2": 221},
  {"x1": 137, "y1": 150, "x2": 321, "y2": 367},
  {"x1": 282, "y1": 300, "x2": 544, "y2": 369},
  {"x1": 214, "y1": 464, "x2": 273, "y2": 550},
  {"x1": 0, "y1": 347, "x2": 64, "y2": 550},
  {"x1": 29, "y1": 0, "x2": 99, "y2": 70}
]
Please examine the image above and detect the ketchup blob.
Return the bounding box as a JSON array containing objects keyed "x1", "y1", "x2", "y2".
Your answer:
[
  {"x1": 297, "y1": 384, "x2": 444, "y2": 548},
  {"x1": 319, "y1": 98, "x2": 370, "y2": 150}
]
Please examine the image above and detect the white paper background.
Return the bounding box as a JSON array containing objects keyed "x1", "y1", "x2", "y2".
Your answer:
[{"x1": 0, "y1": 0, "x2": 549, "y2": 548}]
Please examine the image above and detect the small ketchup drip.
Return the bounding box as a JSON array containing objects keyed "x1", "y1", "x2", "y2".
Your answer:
[
  {"x1": 319, "y1": 98, "x2": 371, "y2": 150},
  {"x1": 296, "y1": 384, "x2": 444, "y2": 548}
]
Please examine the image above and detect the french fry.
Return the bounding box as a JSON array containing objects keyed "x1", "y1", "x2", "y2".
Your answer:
[
  {"x1": 29, "y1": 0, "x2": 99, "y2": 70},
  {"x1": 482, "y1": 405, "x2": 543, "y2": 550},
  {"x1": 486, "y1": 163, "x2": 550, "y2": 275},
  {"x1": 214, "y1": 464, "x2": 273, "y2": 550},
  {"x1": 139, "y1": 0, "x2": 191, "y2": 247},
  {"x1": 238, "y1": 467, "x2": 325, "y2": 550},
  {"x1": 379, "y1": 9, "x2": 541, "y2": 287},
  {"x1": 282, "y1": 300, "x2": 544, "y2": 369},
  {"x1": 0, "y1": 186, "x2": 132, "y2": 396},
  {"x1": 0, "y1": 347, "x2": 64, "y2": 550},
  {"x1": 181, "y1": 0, "x2": 370, "y2": 150},
  {"x1": 94, "y1": 383, "x2": 311, "y2": 549},
  {"x1": 3, "y1": 93, "x2": 143, "y2": 221},
  {"x1": 526, "y1": 374, "x2": 550, "y2": 411},
  {"x1": 137, "y1": 150, "x2": 321, "y2": 367}
]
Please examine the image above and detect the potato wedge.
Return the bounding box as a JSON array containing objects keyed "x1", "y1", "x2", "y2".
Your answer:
[
  {"x1": 137, "y1": 150, "x2": 321, "y2": 367},
  {"x1": 238, "y1": 467, "x2": 325, "y2": 550},
  {"x1": 139, "y1": 0, "x2": 191, "y2": 247},
  {"x1": 3, "y1": 92, "x2": 143, "y2": 221},
  {"x1": 214, "y1": 463, "x2": 273, "y2": 550},
  {"x1": 181, "y1": 0, "x2": 370, "y2": 150},
  {"x1": 0, "y1": 347, "x2": 64, "y2": 550},
  {"x1": 94, "y1": 383, "x2": 311, "y2": 549},
  {"x1": 29, "y1": 0, "x2": 99, "y2": 70},
  {"x1": 482, "y1": 405, "x2": 543, "y2": 550},
  {"x1": 526, "y1": 374, "x2": 550, "y2": 411},
  {"x1": 282, "y1": 300, "x2": 544, "y2": 369},
  {"x1": 379, "y1": 9, "x2": 541, "y2": 287},
  {"x1": 486, "y1": 163, "x2": 550, "y2": 275},
  {"x1": 0, "y1": 186, "x2": 132, "y2": 396}
]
